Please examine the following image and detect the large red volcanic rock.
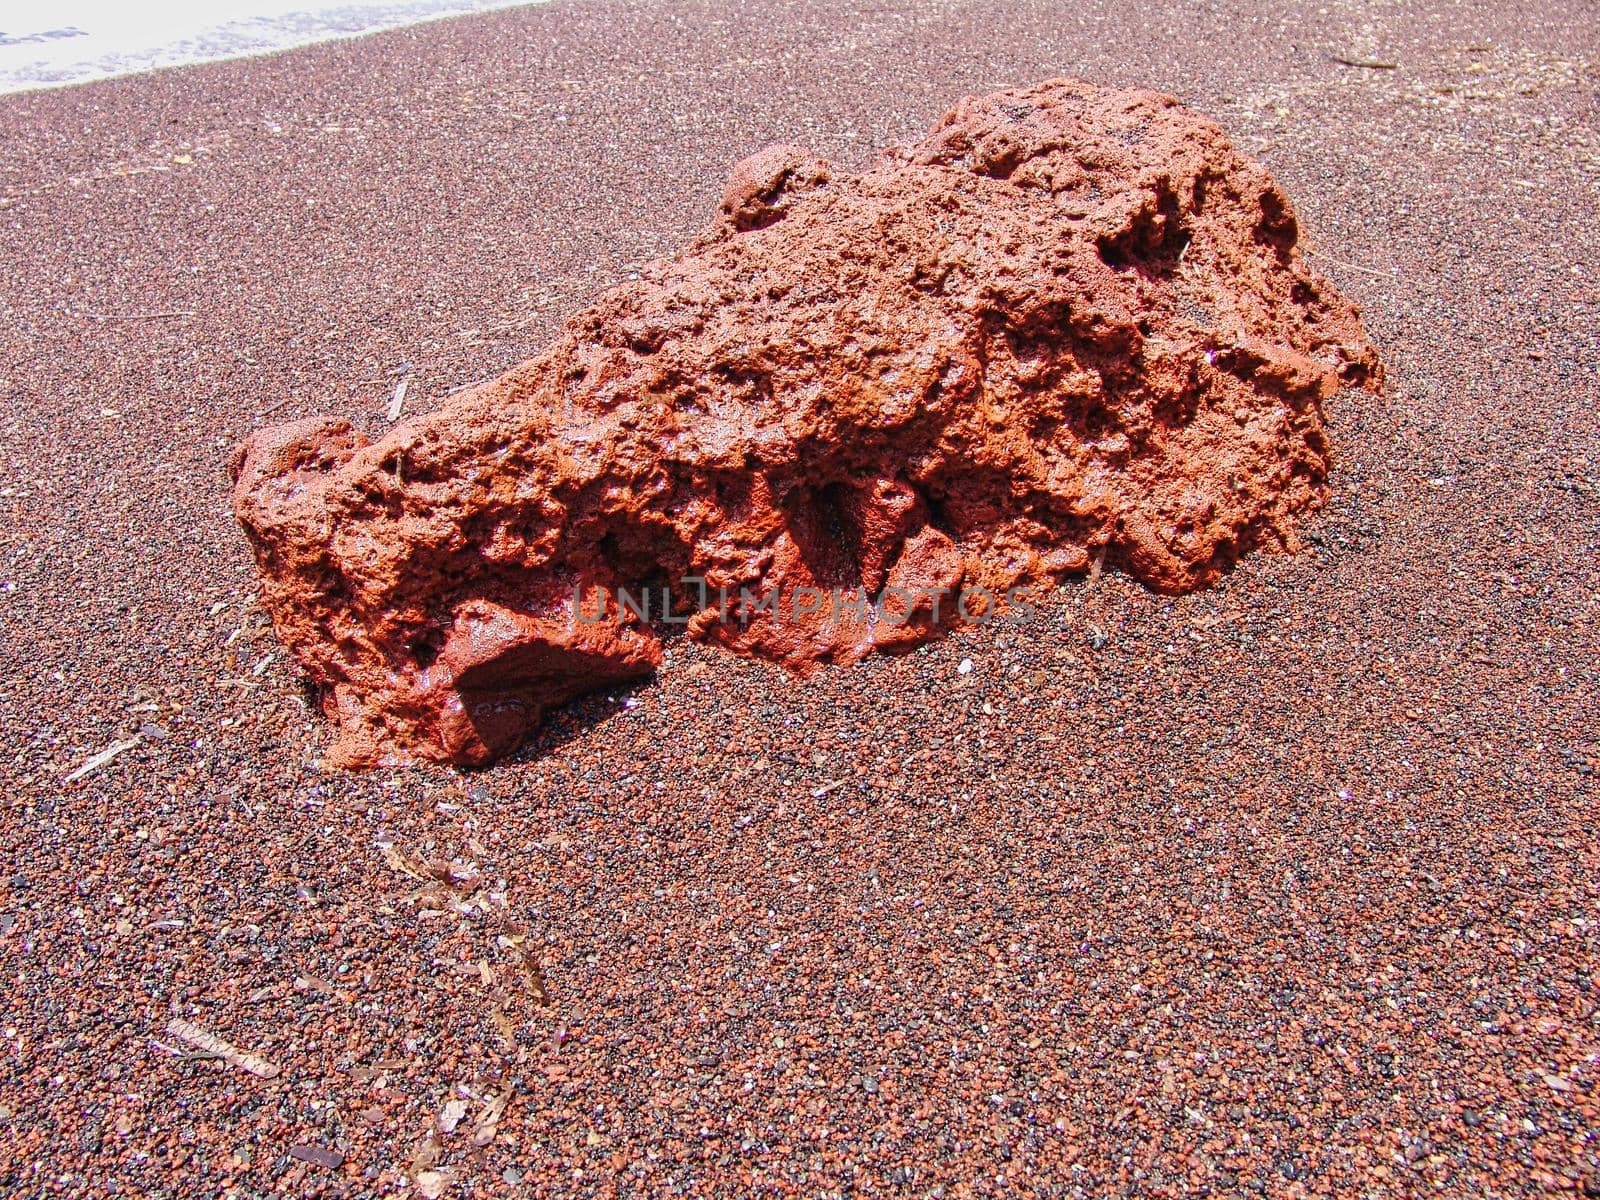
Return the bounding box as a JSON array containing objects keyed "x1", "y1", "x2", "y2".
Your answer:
[{"x1": 231, "y1": 78, "x2": 1382, "y2": 768}]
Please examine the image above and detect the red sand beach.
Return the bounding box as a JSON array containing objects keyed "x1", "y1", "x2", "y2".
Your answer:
[{"x1": 1, "y1": 0, "x2": 1596, "y2": 1195}]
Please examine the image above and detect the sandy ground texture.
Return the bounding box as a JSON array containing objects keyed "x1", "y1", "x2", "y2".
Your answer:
[{"x1": 0, "y1": 1, "x2": 1596, "y2": 1196}]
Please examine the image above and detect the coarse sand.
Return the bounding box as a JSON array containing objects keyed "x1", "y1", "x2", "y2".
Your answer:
[{"x1": 0, "y1": 0, "x2": 1596, "y2": 1195}]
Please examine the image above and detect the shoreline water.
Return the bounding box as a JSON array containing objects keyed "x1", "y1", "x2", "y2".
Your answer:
[{"x1": 0, "y1": 0, "x2": 538, "y2": 95}]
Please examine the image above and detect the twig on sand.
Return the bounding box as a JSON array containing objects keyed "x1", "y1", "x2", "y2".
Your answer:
[
  {"x1": 64, "y1": 736, "x2": 142, "y2": 783},
  {"x1": 162, "y1": 1018, "x2": 280, "y2": 1078},
  {"x1": 387, "y1": 376, "x2": 409, "y2": 422},
  {"x1": 79, "y1": 309, "x2": 198, "y2": 321},
  {"x1": 1304, "y1": 250, "x2": 1401, "y2": 281},
  {"x1": 1330, "y1": 53, "x2": 1398, "y2": 69},
  {"x1": 150, "y1": 1037, "x2": 218, "y2": 1063},
  {"x1": 257, "y1": 396, "x2": 295, "y2": 419}
]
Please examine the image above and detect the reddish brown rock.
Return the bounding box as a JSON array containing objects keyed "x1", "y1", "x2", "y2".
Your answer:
[{"x1": 231, "y1": 78, "x2": 1382, "y2": 768}]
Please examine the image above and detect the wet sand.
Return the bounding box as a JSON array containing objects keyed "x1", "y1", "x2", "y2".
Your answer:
[{"x1": 1, "y1": 0, "x2": 1596, "y2": 1194}]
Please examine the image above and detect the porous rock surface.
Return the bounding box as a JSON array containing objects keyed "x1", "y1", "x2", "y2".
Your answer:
[{"x1": 232, "y1": 78, "x2": 1382, "y2": 767}]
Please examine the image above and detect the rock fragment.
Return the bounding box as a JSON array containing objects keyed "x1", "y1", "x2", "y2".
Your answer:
[{"x1": 231, "y1": 78, "x2": 1381, "y2": 767}]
